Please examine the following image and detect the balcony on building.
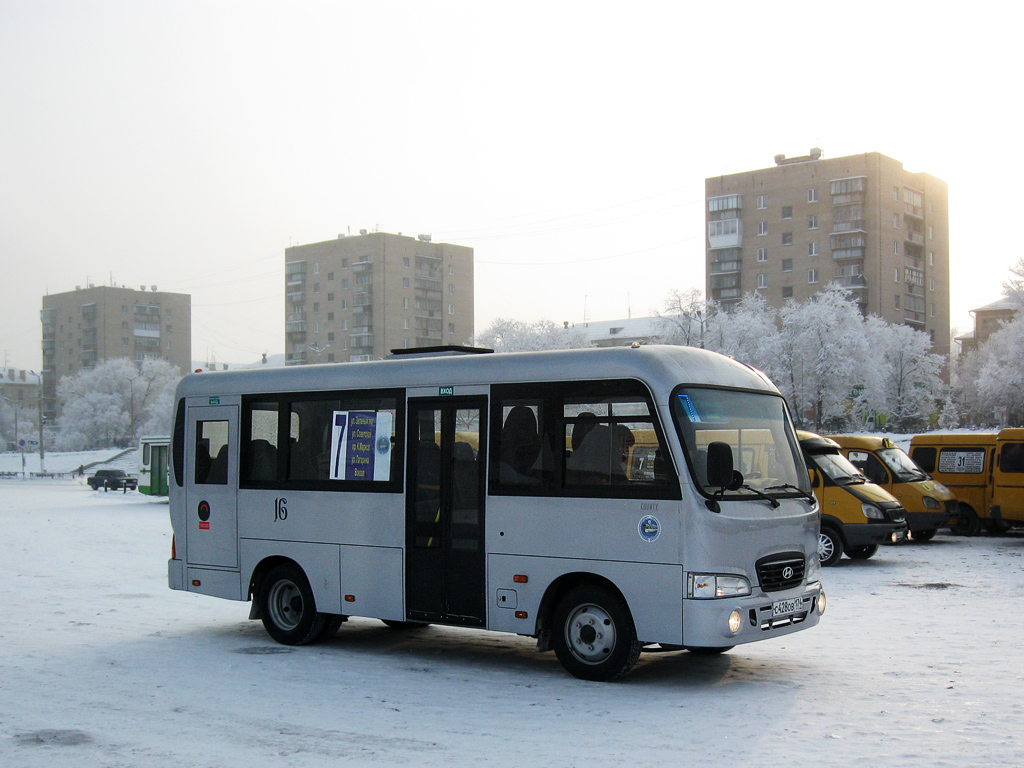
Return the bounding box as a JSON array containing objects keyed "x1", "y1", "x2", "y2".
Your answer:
[{"x1": 285, "y1": 351, "x2": 307, "y2": 366}]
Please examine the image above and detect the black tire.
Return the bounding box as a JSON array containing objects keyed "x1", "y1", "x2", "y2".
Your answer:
[
  {"x1": 316, "y1": 614, "x2": 346, "y2": 641},
  {"x1": 954, "y1": 505, "x2": 981, "y2": 537},
  {"x1": 846, "y1": 544, "x2": 878, "y2": 560},
  {"x1": 551, "y1": 584, "x2": 641, "y2": 681},
  {"x1": 818, "y1": 526, "x2": 844, "y2": 566},
  {"x1": 258, "y1": 564, "x2": 326, "y2": 645},
  {"x1": 911, "y1": 528, "x2": 937, "y2": 542}
]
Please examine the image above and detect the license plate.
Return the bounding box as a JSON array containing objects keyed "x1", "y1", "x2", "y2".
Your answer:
[{"x1": 772, "y1": 597, "x2": 803, "y2": 616}]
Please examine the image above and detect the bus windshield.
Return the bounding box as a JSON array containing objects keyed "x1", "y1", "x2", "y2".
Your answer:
[
  {"x1": 672, "y1": 387, "x2": 810, "y2": 500},
  {"x1": 877, "y1": 447, "x2": 928, "y2": 482},
  {"x1": 807, "y1": 451, "x2": 866, "y2": 486}
]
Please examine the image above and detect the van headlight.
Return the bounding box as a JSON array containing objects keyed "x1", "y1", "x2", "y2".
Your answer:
[
  {"x1": 689, "y1": 574, "x2": 751, "y2": 599},
  {"x1": 922, "y1": 496, "x2": 941, "y2": 510},
  {"x1": 861, "y1": 503, "x2": 884, "y2": 520}
]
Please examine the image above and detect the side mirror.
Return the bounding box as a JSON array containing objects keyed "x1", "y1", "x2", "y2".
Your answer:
[{"x1": 706, "y1": 441, "x2": 735, "y2": 488}]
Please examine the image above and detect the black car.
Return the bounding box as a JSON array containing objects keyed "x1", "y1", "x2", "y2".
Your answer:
[{"x1": 87, "y1": 469, "x2": 138, "y2": 492}]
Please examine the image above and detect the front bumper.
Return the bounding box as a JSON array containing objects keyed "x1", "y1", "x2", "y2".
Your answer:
[{"x1": 681, "y1": 581, "x2": 822, "y2": 649}]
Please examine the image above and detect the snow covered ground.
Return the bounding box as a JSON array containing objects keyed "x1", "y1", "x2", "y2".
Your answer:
[{"x1": 2, "y1": 479, "x2": 1023, "y2": 767}]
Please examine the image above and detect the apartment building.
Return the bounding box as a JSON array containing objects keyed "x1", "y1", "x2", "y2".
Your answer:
[
  {"x1": 284, "y1": 231, "x2": 474, "y2": 364},
  {"x1": 40, "y1": 285, "x2": 191, "y2": 420},
  {"x1": 706, "y1": 149, "x2": 950, "y2": 357}
]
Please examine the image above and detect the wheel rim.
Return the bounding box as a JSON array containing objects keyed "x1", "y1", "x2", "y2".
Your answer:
[
  {"x1": 564, "y1": 603, "x2": 617, "y2": 665},
  {"x1": 267, "y1": 579, "x2": 304, "y2": 631},
  {"x1": 818, "y1": 532, "x2": 835, "y2": 562}
]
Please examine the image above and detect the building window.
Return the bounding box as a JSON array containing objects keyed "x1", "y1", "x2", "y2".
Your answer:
[
  {"x1": 894, "y1": 214, "x2": 900, "y2": 228},
  {"x1": 929, "y1": 277, "x2": 935, "y2": 292},
  {"x1": 782, "y1": 232, "x2": 793, "y2": 245},
  {"x1": 449, "y1": 265, "x2": 455, "y2": 275},
  {"x1": 448, "y1": 284, "x2": 455, "y2": 294},
  {"x1": 341, "y1": 299, "x2": 348, "y2": 310},
  {"x1": 314, "y1": 322, "x2": 319, "y2": 334},
  {"x1": 757, "y1": 248, "x2": 768, "y2": 262},
  {"x1": 342, "y1": 258, "x2": 348, "y2": 269},
  {"x1": 403, "y1": 319, "x2": 410, "y2": 330},
  {"x1": 808, "y1": 214, "x2": 818, "y2": 229},
  {"x1": 807, "y1": 188, "x2": 818, "y2": 203},
  {"x1": 313, "y1": 264, "x2": 319, "y2": 275},
  {"x1": 449, "y1": 323, "x2": 455, "y2": 333},
  {"x1": 782, "y1": 206, "x2": 793, "y2": 219},
  {"x1": 894, "y1": 241, "x2": 900, "y2": 255},
  {"x1": 313, "y1": 283, "x2": 320, "y2": 294},
  {"x1": 757, "y1": 274, "x2": 767, "y2": 289},
  {"x1": 929, "y1": 251, "x2": 935, "y2": 266},
  {"x1": 327, "y1": 312, "x2": 335, "y2": 322},
  {"x1": 328, "y1": 332, "x2": 335, "y2": 342},
  {"x1": 448, "y1": 304, "x2": 455, "y2": 315},
  {"x1": 328, "y1": 272, "x2": 334, "y2": 281},
  {"x1": 893, "y1": 187, "x2": 899, "y2": 200},
  {"x1": 894, "y1": 295, "x2": 900, "y2": 309},
  {"x1": 894, "y1": 269, "x2": 900, "y2": 283},
  {"x1": 402, "y1": 278, "x2": 410, "y2": 288},
  {"x1": 808, "y1": 268, "x2": 818, "y2": 284},
  {"x1": 342, "y1": 320, "x2": 348, "y2": 331},
  {"x1": 327, "y1": 293, "x2": 334, "y2": 302},
  {"x1": 782, "y1": 286, "x2": 793, "y2": 298},
  {"x1": 781, "y1": 259, "x2": 793, "y2": 272},
  {"x1": 403, "y1": 298, "x2": 410, "y2": 309},
  {"x1": 757, "y1": 221, "x2": 768, "y2": 236},
  {"x1": 756, "y1": 195, "x2": 767, "y2": 209},
  {"x1": 930, "y1": 303, "x2": 936, "y2": 318},
  {"x1": 808, "y1": 241, "x2": 819, "y2": 256},
  {"x1": 403, "y1": 257, "x2": 410, "y2": 268},
  {"x1": 929, "y1": 225, "x2": 934, "y2": 239},
  {"x1": 313, "y1": 302, "x2": 320, "y2": 313},
  {"x1": 341, "y1": 278, "x2": 349, "y2": 289}
]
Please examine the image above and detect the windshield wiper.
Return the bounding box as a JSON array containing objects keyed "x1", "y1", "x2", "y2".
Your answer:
[
  {"x1": 736, "y1": 484, "x2": 780, "y2": 508},
  {"x1": 765, "y1": 483, "x2": 815, "y2": 502}
]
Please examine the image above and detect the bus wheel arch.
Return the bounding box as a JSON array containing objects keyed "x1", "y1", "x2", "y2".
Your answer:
[
  {"x1": 955, "y1": 504, "x2": 981, "y2": 537},
  {"x1": 255, "y1": 560, "x2": 327, "y2": 645},
  {"x1": 549, "y1": 581, "x2": 641, "y2": 681},
  {"x1": 535, "y1": 573, "x2": 625, "y2": 652}
]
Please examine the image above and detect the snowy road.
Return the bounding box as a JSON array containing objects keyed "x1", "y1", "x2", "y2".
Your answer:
[{"x1": 2, "y1": 480, "x2": 1022, "y2": 767}]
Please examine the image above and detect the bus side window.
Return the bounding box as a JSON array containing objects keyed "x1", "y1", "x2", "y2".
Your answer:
[
  {"x1": 498, "y1": 403, "x2": 543, "y2": 485},
  {"x1": 195, "y1": 420, "x2": 229, "y2": 485},
  {"x1": 911, "y1": 447, "x2": 936, "y2": 473},
  {"x1": 1000, "y1": 443, "x2": 1024, "y2": 472}
]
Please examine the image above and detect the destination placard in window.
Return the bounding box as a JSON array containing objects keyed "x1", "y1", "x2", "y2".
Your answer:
[
  {"x1": 938, "y1": 449, "x2": 985, "y2": 474},
  {"x1": 329, "y1": 410, "x2": 394, "y2": 481}
]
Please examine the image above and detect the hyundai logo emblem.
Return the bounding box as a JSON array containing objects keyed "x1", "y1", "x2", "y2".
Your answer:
[{"x1": 782, "y1": 566, "x2": 795, "y2": 580}]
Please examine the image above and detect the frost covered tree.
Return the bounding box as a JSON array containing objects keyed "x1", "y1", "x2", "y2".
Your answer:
[
  {"x1": 654, "y1": 288, "x2": 710, "y2": 347},
  {"x1": 475, "y1": 318, "x2": 590, "y2": 353},
  {"x1": 703, "y1": 293, "x2": 782, "y2": 380},
  {"x1": 1002, "y1": 256, "x2": 1024, "y2": 309},
  {"x1": 776, "y1": 285, "x2": 875, "y2": 432},
  {"x1": 971, "y1": 316, "x2": 1024, "y2": 425},
  {"x1": 864, "y1": 317, "x2": 945, "y2": 431},
  {"x1": 55, "y1": 358, "x2": 182, "y2": 450}
]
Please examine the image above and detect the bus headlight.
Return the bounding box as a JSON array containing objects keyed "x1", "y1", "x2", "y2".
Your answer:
[
  {"x1": 861, "y1": 503, "x2": 884, "y2": 520},
  {"x1": 922, "y1": 496, "x2": 942, "y2": 510},
  {"x1": 689, "y1": 574, "x2": 752, "y2": 599}
]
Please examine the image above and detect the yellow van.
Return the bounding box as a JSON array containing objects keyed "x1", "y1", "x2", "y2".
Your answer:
[
  {"x1": 910, "y1": 430, "x2": 1024, "y2": 535},
  {"x1": 830, "y1": 435, "x2": 955, "y2": 542},
  {"x1": 798, "y1": 432, "x2": 908, "y2": 566}
]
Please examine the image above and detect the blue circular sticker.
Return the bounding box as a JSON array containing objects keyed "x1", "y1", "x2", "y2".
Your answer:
[{"x1": 638, "y1": 515, "x2": 661, "y2": 542}]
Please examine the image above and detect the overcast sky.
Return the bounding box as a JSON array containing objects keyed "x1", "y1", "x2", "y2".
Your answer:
[{"x1": 1, "y1": 1, "x2": 1020, "y2": 370}]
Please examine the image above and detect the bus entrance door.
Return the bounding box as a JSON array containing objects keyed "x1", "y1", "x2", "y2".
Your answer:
[
  {"x1": 184, "y1": 405, "x2": 239, "y2": 569},
  {"x1": 406, "y1": 398, "x2": 487, "y2": 627}
]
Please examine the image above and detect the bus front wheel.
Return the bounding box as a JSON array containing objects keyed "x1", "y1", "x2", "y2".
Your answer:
[
  {"x1": 954, "y1": 505, "x2": 981, "y2": 537},
  {"x1": 258, "y1": 564, "x2": 327, "y2": 645},
  {"x1": 551, "y1": 585, "x2": 641, "y2": 681},
  {"x1": 818, "y1": 526, "x2": 844, "y2": 567}
]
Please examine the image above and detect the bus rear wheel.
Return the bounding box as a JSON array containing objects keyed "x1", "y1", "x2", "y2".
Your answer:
[
  {"x1": 258, "y1": 564, "x2": 326, "y2": 645},
  {"x1": 552, "y1": 585, "x2": 641, "y2": 681}
]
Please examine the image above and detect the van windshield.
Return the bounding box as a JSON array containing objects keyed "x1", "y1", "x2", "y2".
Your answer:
[
  {"x1": 672, "y1": 387, "x2": 810, "y2": 500},
  {"x1": 808, "y1": 451, "x2": 866, "y2": 485},
  {"x1": 877, "y1": 447, "x2": 929, "y2": 482}
]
